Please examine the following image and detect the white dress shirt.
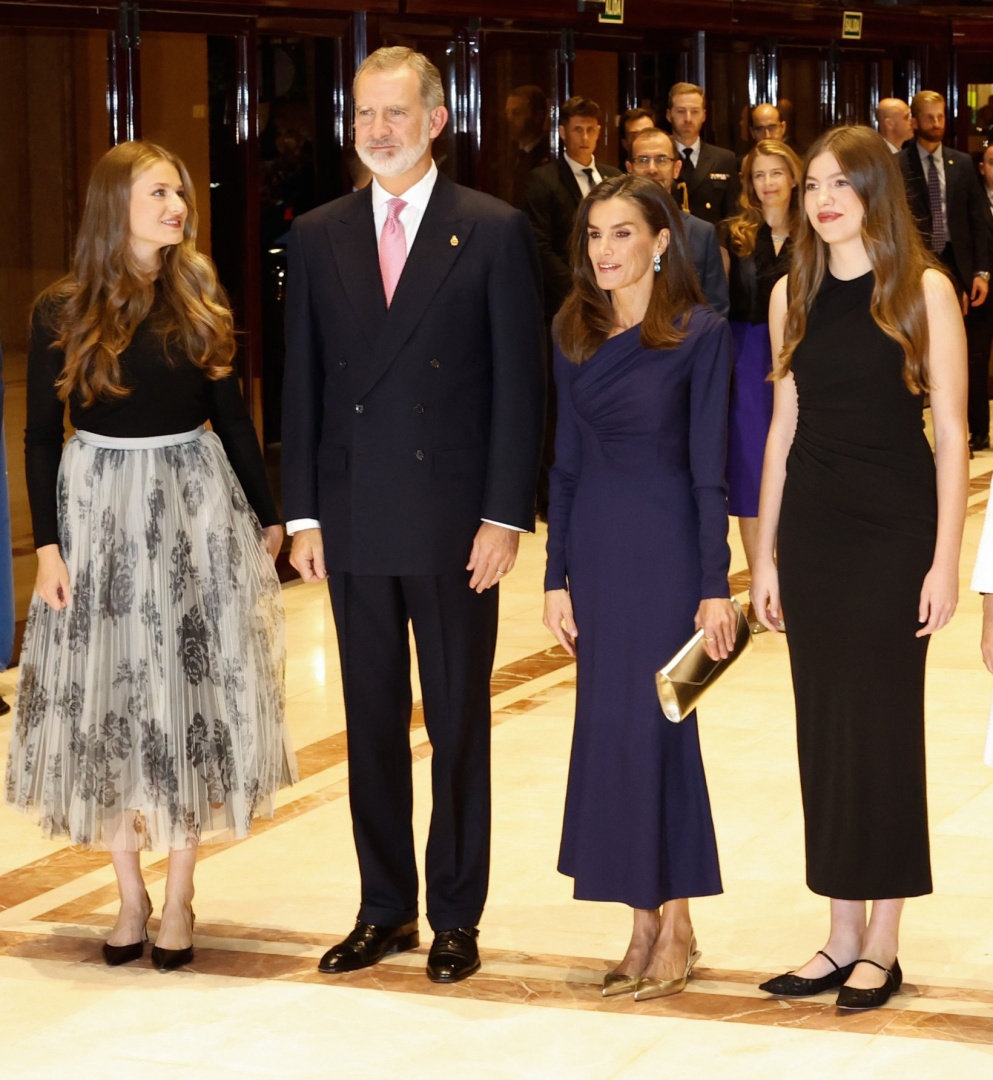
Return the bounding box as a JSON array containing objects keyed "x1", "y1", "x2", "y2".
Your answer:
[
  {"x1": 673, "y1": 138, "x2": 701, "y2": 169},
  {"x1": 370, "y1": 160, "x2": 438, "y2": 249},
  {"x1": 563, "y1": 152, "x2": 603, "y2": 194}
]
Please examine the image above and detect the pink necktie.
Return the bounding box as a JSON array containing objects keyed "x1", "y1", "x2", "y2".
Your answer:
[{"x1": 379, "y1": 197, "x2": 408, "y2": 307}]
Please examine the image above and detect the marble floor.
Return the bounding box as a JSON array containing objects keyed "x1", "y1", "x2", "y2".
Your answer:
[{"x1": 3, "y1": 455, "x2": 993, "y2": 1078}]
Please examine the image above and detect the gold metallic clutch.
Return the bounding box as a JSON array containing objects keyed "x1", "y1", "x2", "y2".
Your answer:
[{"x1": 655, "y1": 599, "x2": 752, "y2": 724}]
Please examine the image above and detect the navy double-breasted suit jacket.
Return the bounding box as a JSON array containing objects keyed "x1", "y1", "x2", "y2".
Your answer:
[{"x1": 281, "y1": 172, "x2": 546, "y2": 577}]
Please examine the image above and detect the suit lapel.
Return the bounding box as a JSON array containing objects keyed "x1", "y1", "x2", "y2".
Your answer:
[
  {"x1": 558, "y1": 157, "x2": 583, "y2": 207},
  {"x1": 354, "y1": 173, "x2": 475, "y2": 399},
  {"x1": 323, "y1": 187, "x2": 384, "y2": 351}
]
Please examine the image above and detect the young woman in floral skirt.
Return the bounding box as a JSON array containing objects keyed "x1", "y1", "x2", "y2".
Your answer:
[{"x1": 5, "y1": 141, "x2": 295, "y2": 971}]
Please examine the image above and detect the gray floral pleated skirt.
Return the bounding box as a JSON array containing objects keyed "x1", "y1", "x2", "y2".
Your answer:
[{"x1": 4, "y1": 426, "x2": 297, "y2": 851}]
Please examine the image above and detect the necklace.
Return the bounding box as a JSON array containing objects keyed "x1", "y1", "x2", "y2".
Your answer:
[{"x1": 771, "y1": 232, "x2": 788, "y2": 243}]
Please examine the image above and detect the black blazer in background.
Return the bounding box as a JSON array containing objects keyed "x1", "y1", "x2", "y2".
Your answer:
[
  {"x1": 682, "y1": 142, "x2": 740, "y2": 228},
  {"x1": 524, "y1": 156, "x2": 623, "y2": 317},
  {"x1": 684, "y1": 213, "x2": 729, "y2": 317},
  {"x1": 281, "y1": 172, "x2": 546, "y2": 577},
  {"x1": 899, "y1": 142, "x2": 990, "y2": 290}
]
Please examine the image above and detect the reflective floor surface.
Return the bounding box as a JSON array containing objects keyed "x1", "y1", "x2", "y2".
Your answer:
[{"x1": 2, "y1": 442, "x2": 993, "y2": 1079}]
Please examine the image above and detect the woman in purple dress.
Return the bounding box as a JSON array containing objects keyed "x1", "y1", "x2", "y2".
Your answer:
[
  {"x1": 543, "y1": 175, "x2": 735, "y2": 1000},
  {"x1": 724, "y1": 140, "x2": 801, "y2": 624}
]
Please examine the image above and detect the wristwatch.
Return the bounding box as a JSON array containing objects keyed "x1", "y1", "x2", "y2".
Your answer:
[{"x1": 978, "y1": 271, "x2": 991, "y2": 281}]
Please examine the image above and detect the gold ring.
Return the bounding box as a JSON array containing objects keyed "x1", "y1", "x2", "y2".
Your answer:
[{"x1": 704, "y1": 636, "x2": 716, "y2": 641}]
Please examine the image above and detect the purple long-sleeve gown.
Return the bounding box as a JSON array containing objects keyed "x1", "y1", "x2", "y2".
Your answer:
[{"x1": 545, "y1": 306, "x2": 732, "y2": 908}]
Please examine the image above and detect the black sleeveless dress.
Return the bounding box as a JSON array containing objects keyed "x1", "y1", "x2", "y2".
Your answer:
[{"x1": 778, "y1": 269, "x2": 936, "y2": 900}]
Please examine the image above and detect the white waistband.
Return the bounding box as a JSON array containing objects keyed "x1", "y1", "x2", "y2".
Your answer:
[{"x1": 74, "y1": 425, "x2": 207, "y2": 449}]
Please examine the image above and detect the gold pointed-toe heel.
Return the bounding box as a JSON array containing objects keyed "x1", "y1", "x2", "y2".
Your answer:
[
  {"x1": 633, "y1": 935, "x2": 701, "y2": 1001},
  {"x1": 602, "y1": 969, "x2": 643, "y2": 997}
]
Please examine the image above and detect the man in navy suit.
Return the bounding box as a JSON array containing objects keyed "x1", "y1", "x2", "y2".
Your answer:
[
  {"x1": 627, "y1": 127, "x2": 729, "y2": 317},
  {"x1": 900, "y1": 90, "x2": 990, "y2": 449},
  {"x1": 282, "y1": 46, "x2": 544, "y2": 983}
]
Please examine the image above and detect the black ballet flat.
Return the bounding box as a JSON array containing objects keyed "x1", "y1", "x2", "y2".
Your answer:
[
  {"x1": 102, "y1": 891, "x2": 153, "y2": 966},
  {"x1": 758, "y1": 950, "x2": 856, "y2": 996},
  {"x1": 151, "y1": 911, "x2": 195, "y2": 971},
  {"x1": 836, "y1": 957, "x2": 902, "y2": 1011}
]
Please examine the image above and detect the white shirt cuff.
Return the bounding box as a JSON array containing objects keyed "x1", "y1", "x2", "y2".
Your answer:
[
  {"x1": 482, "y1": 518, "x2": 526, "y2": 533},
  {"x1": 286, "y1": 518, "x2": 321, "y2": 535}
]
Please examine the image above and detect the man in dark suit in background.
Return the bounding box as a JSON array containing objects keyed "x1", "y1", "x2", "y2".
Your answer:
[
  {"x1": 627, "y1": 126, "x2": 729, "y2": 317},
  {"x1": 900, "y1": 89, "x2": 990, "y2": 450},
  {"x1": 282, "y1": 46, "x2": 544, "y2": 984},
  {"x1": 748, "y1": 103, "x2": 786, "y2": 146},
  {"x1": 525, "y1": 95, "x2": 623, "y2": 323},
  {"x1": 619, "y1": 105, "x2": 656, "y2": 162},
  {"x1": 504, "y1": 84, "x2": 550, "y2": 209},
  {"x1": 876, "y1": 97, "x2": 913, "y2": 154},
  {"x1": 524, "y1": 95, "x2": 622, "y2": 516},
  {"x1": 666, "y1": 81, "x2": 739, "y2": 227}
]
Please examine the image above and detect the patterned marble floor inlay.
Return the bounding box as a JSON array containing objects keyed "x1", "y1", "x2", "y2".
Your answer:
[{"x1": 2, "y1": 631, "x2": 992, "y2": 1048}]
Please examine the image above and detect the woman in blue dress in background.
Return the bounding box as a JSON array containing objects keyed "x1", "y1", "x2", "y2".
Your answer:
[
  {"x1": 543, "y1": 175, "x2": 735, "y2": 1000},
  {"x1": 724, "y1": 140, "x2": 801, "y2": 625}
]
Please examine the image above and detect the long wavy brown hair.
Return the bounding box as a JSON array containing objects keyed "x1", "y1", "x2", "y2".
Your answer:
[
  {"x1": 555, "y1": 174, "x2": 705, "y2": 364},
  {"x1": 36, "y1": 141, "x2": 235, "y2": 406},
  {"x1": 726, "y1": 139, "x2": 802, "y2": 259},
  {"x1": 777, "y1": 125, "x2": 941, "y2": 392}
]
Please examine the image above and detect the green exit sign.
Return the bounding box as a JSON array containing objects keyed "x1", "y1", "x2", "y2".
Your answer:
[
  {"x1": 599, "y1": 0, "x2": 624, "y2": 24},
  {"x1": 843, "y1": 11, "x2": 862, "y2": 40}
]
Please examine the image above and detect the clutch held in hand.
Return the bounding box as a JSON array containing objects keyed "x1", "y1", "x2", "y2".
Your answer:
[{"x1": 655, "y1": 599, "x2": 752, "y2": 723}]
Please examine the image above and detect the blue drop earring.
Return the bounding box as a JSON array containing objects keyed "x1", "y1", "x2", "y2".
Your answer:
[{"x1": 653, "y1": 252, "x2": 662, "y2": 273}]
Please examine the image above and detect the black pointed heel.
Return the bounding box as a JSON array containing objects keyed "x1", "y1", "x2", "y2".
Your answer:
[
  {"x1": 758, "y1": 949, "x2": 856, "y2": 996},
  {"x1": 151, "y1": 910, "x2": 195, "y2": 971},
  {"x1": 836, "y1": 958, "x2": 902, "y2": 1011},
  {"x1": 102, "y1": 891, "x2": 153, "y2": 966}
]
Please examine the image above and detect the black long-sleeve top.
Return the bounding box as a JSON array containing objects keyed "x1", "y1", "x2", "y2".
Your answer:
[
  {"x1": 727, "y1": 222, "x2": 792, "y2": 325},
  {"x1": 25, "y1": 299, "x2": 280, "y2": 548}
]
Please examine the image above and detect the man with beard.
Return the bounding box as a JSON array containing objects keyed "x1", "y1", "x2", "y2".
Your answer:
[
  {"x1": 900, "y1": 89, "x2": 990, "y2": 450},
  {"x1": 282, "y1": 46, "x2": 544, "y2": 983},
  {"x1": 627, "y1": 126, "x2": 729, "y2": 316},
  {"x1": 666, "y1": 81, "x2": 739, "y2": 226}
]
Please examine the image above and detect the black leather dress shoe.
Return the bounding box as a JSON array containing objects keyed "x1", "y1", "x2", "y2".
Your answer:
[
  {"x1": 836, "y1": 957, "x2": 902, "y2": 1011},
  {"x1": 970, "y1": 434, "x2": 990, "y2": 453},
  {"x1": 318, "y1": 919, "x2": 419, "y2": 974},
  {"x1": 758, "y1": 950, "x2": 856, "y2": 996},
  {"x1": 426, "y1": 927, "x2": 480, "y2": 983}
]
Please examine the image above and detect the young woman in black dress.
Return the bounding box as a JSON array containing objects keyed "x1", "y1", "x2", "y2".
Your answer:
[
  {"x1": 5, "y1": 141, "x2": 294, "y2": 970},
  {"x1": 751, "y1": 126, "x2": 967, "y2": 1009}
]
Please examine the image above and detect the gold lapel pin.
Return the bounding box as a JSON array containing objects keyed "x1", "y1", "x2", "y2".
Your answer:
[{"x1": 450, "y1": 235, "x2": 459, "y2": 246}]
